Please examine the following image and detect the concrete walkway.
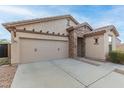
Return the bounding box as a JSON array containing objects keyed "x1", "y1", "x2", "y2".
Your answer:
[{"x1": 11, "y1": 58, "x2": 124, "y2": 88}]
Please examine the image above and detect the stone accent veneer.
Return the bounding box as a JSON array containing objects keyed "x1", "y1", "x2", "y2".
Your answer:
[
  {"x1": 68, "y1": 31, "x2": 75, "y2": 58},
  {"x1": 67, "y1": 26, "x2": 88, "y2": 58}
]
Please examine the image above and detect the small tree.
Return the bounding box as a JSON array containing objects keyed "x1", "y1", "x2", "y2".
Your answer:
[{"x1": 0, "y1": 39, "x2": 9, "y2": 44}]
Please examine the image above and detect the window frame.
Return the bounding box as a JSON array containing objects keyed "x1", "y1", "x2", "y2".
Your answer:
[
  {"x1": 94, "y1": 37, "x2": 99, "y2": 45},
  {"x1": 108, "y1": 35, "x2": 113, "y2": 44}
]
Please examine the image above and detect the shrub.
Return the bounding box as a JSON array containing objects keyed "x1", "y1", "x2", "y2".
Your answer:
[
  {"x1": 0, "y1": 58, "x2": 10, "y2": 66},
  {"x1": 107, "y1": 51, "x2": 124, "y2": 64}
]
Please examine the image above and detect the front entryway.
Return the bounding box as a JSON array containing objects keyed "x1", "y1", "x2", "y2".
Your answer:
[{"x1": 77, "y1": 37, "x2": 85, "y2": 57}]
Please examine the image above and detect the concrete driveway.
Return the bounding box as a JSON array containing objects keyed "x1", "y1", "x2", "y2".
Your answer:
[{"x1": 11, "y1": 58, "x2": 124, "y2": 88}]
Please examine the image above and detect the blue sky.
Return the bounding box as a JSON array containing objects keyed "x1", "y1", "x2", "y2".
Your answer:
[{"x1": 0, "y1": 5, "x2": 124, "y2": 42}]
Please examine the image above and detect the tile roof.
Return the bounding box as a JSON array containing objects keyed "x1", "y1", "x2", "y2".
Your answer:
[
  {"x1": 94, "y1": 25, "x2": 119, "y2": 36},
  {"x1": 67, "y1": 24, "x2": 119, "y2": 36},
  {"x1": 2, "y1": 14, "x2": 79, "y2": 27}
]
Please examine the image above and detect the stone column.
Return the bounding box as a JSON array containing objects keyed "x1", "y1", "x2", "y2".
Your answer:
[
  {"x1": 73, "y1": 31, "x2": 77, "y2": 57},
  {"x1": 68, "y1": 30, "x2": 77, "y2": 58}
]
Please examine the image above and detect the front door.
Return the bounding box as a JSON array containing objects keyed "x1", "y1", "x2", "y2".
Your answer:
[{"x1": 77, "y1": 37, "x2": 85, "y2": 57}]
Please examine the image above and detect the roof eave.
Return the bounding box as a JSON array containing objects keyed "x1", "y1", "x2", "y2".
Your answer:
[
  {"x1": 2, "y1": 15, "x2": 79, "y2": 28},
  {"x1": 66, "y1": 26, "x2": 74, "y2": 32},
  {"x1": 84, "y1": 30, "x2": 106, "y2": 37},
  {"x1": 111, "y1": 26, "x2": 119, "y2": 37}
]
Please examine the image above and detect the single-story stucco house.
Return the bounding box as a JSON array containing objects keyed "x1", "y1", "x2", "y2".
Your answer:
[
  {"x1": 116, "y1": 38, "x2": 121, "y2": 46},
  {"x1": 2, "y1": 15, "x2": 119, "y2": 64}
]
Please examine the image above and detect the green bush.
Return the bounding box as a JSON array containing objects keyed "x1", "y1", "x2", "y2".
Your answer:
[
  {"x1": 107, "y1": 51, "x2": 124, "y2": 64},
  {"x1": 0, "y1": 58, "x2": 10, "y2": 66}
]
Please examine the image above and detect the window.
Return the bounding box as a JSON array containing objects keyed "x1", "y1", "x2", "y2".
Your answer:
[
  {"x1": 108, "y1": 35, "x2": 113, "y2": 52},
  {"x1": 109, "y1": 44, "x2": 112, "y2": 52},
  {"x1": 94, "y1": 38, "x2": 99, "y2": 44},
  {"x1": 109, "y1": 35, "x2": 113, "y2": 44}
]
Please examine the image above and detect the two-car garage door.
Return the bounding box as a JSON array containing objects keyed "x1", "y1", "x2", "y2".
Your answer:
[{"x1": 20, "y1": 38, "x2": 68, "y2": 63}]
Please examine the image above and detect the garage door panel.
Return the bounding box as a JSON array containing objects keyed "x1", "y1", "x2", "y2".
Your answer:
[{"x1": 20, "y1": 39, "x2": 68, "y2": 63}]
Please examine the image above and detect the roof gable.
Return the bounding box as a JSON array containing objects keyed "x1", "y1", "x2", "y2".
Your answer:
[
  {"x1": 2, "y1": 15, "x2": 79, "y2": 28},
  {"x1": 73, "y1": 22, "x2": 93, "y2": 31},
  {"x1": 67, "y1": 23, "x2": 119, "y2": 37},
  {"x1": 94, "y1": 25, "x2": 119, "y2": 36}
]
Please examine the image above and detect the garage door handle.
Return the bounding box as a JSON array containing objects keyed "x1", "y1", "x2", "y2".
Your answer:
[
  {"x1": 34, "y1": 48, "x2": 37, "y2": 52},
  {"x1": 58, "y1": 48, "x2": 60, "y2": 51}
]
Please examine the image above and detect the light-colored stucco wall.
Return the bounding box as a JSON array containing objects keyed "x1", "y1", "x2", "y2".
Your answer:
[
  {"x1": 85, "y1": 35, "x2": 105, "y2": 60},
  {"x1": 85, "y1": 30, "x2": 117, "y2": 60},
  {"x1": 11, "y1": 32, "x2": 68, "y2": 64},
  {"x1": 116, "y1": 38, "x2": 121, "y2": 46},
  {"x1": 16, "y1": 18, "x2": 76, "y2": 35},
  {"x1": 104, "y1": 30, "x2": 116, "y2": 55},
  {"x1": 11, "y1": 18, "x2": 77, "y2": 64}
]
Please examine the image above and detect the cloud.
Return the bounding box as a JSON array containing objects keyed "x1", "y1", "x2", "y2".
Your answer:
[
  {"x1": 89, "y1": 6, "x2": 124, "y2": 42},
  {"x1": 0, "y1": 31, "x2": 2, "y2": 35},
  {"x1": 36, "y1": 6, "x2": 72, "y2": 17},
  {"x1": 47, "y1": 6, "x2": 92, "y2": 23},
  {"x1": 92, "y1": 6, "x2": 124, "y2": 28},
  {"x1": 0, "y1": 5, "x2": 91, "y2": 23},
  {"x1": 0, "y1": 6, "x2": 35, "y2": 17},
  {"x1": 0, "y1": 18, "x2": 11, "y2": 40},
  {"x1": 0, "y1": 5, "x2": 124, "y2": 42},
  {"x1": 71, "y1": 13, "x2": 91, "y2": 23}
]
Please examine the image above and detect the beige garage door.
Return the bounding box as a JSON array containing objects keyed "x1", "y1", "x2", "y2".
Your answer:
[{"x1": 20, "y1": 38, "x2": 68, "y2": 63}]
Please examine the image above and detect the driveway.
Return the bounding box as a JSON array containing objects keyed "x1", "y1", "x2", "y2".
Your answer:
[{"x1": 11, "y1": 58, "x2": 124, "y2": 88}]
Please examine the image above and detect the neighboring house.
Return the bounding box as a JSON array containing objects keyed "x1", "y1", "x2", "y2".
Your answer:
[
  {"x1": 117, "y1": 43, "x2": 124, "y2": 52},
  {"x1": 115, "y1": 38, "x2": 124, "y2": 52},
  {"x1": 2, "y1": 15, "x2": 119, "y2": 64},
  {"x1": 116, "y1": 38, "x2": 121, "y2": 46}
]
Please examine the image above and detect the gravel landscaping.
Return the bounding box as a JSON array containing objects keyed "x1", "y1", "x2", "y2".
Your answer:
[{"x1": 0, "y1": 65, "x2": 17, "y2": 88}]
